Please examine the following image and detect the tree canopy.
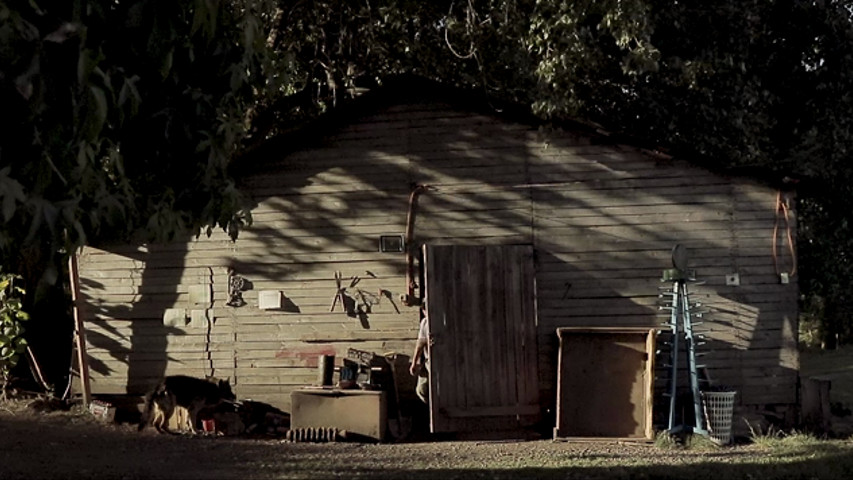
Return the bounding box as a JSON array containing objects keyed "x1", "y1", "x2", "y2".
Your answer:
[
  {"x1": 3, "y1": 0, "x2": 853, "y2": 345},
  {"x1": 1, "y1": 0, "x2": 272, "y2": 291}
]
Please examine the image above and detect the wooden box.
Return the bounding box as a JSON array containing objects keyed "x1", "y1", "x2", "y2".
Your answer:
[
  {"x1": 554, "y1": 327, "x2": 656, "y2": 441},
  {"x1": 291, "y1": 389, "x2": 387, "y2": 442}
]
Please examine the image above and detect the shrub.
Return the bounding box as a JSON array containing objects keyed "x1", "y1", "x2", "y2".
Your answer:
[{"x1": 0, "y1": 272, "x2": 29, "y2": 398}]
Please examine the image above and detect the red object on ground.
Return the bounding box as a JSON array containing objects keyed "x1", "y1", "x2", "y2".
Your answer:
[{"x1": 202, "y1": 419, "x2": 216, "y2": 433}]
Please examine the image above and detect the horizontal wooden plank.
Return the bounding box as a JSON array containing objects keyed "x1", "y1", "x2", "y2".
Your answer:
[
  {"x1": 234, "y1": 320, "x2": 415, "y2": 334},
  {"x1": 536, "y1": 249, "x2": 785, "y2": 267},
  {"x1": 705, "y1": 371, "x2": 798, "y2": 387},
  {"x1": 237, "y1": 330, "x2": 415, "y2": 343},
  {"x1": 535, "y1": 274, "x2": 788, "y2": 295},
  {"x1": 234, "y1": 373, "x2": 319, "y2": 386},
  {"x1": 86, "y1": 334, "x2": 235, "y2": 349},
  {"x1": 243, "y1": 167, "x2": 411, "y2": 188},
  {"x1": 85, "y1": 329, "x2": 417, "y2": 346},
  {"x1": 77, "y1": 265, "x2": 230, "y2": 282},
  {"x1": 80, "y1": 275, "x2": 409, "y2": 297},
  {"x1": 80, "y1": 251, "x2": 412, "y2": 271},
  {"x1": 86, "y1": 308, "x2": 417, "y2": 325},
  {"x1": 79, "y1": 293, "x2": 411, "y2": 316},
  {"x1": 532, "y1": 203, "x2": 776, "y2": 221},
  {"x1": 85, "y1": 350, "x2": 234, "y2": 362},
  {"x1": 89, "y1": 364, "x2": 223, "y2": 380},
  {"x1": 86, "y1": 343, "x2": 236, "y2": 356},
  {"x1": 444, "y1": 405, "x2": 541, "y2": 418},
  {"x1": 535, "y1": 180, "x2": 732, "y2": 200},
  {"x1": 260, "y1": 143, "x2": 528, "y2": 171},
  {"x1": 530, "y1": 174, "x2": 732, "y2": 191},
  {"x1": 229, "y1": 343, "x2": 411, "y2": 358},
  {"x1": 318, "y1": 133, "x2": 531, "y2": 156},
  {"x1": 417, "y1": 203, "x2": 533, "y2": 219},
  {"x1": 88, "y1": 371, "x2": 235, "y2": 390},
  {"x1": 533, "y1": 228, "x2": 787, "y2": 249}
]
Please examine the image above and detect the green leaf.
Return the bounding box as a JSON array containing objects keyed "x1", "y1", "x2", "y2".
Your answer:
[
  {"x1": 87, "y1": 85, "x2": 108, "y2": 140},
  {"x1": 117, "y1": 75, "x2": 141, "y2": 118},
  {"x1": 160, "y1": 49, "x2": 174, "y2": 79},
  {"x1": 0, "y1": 167, "x2": 26, "y2": 221},
  {"x1": 77, "y1": 48, "x2": 96, "y2": 85}
]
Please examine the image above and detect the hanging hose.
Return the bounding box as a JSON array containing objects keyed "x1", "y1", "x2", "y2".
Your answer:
[{"x1": 772, "y1": 191, "x2": 797, "y2": 277}]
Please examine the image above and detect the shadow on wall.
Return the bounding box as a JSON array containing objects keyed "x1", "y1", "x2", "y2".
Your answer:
[
  {"x1": 533, "y1": 250, "x2": 660, "y2": 429},
  {"x1": 82, "y1": 242, "x2": 189, "y2": 395}
]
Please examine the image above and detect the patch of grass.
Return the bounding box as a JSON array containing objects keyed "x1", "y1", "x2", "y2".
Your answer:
[
  {"x1": 747, "y1": 421, "x2": 823, "y2": 450},
  {"x1": 653, "y1": 431, "x2": 720, "y2": 451},
  {"x1": 653, "y1": 431, "x2": 679, "y2": 450},
  {"x1": 683, "y1": 433, "x2": 721, "y2": 451},
  {"x1": 746, "y1": 422, "x2": 786, "y2": 449}
]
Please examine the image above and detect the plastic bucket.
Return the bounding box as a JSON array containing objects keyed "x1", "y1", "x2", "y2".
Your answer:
[
  {"x1": 202, "y1": 419, "x2": 216, "y2": 433},
  {"x1": 701, "y1": 391, "x2": 736, "y2": 445}
]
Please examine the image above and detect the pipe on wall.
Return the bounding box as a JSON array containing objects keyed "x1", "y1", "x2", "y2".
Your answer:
[{"x1": 404, "y1": 184, "x2": 431, "y2": 306}]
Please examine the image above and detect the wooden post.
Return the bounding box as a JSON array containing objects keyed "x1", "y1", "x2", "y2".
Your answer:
[
  {"x1": 68, "y1": 252, "x2": 92, "y2": 406},
  {"x1": 645, "y1": 328, "x2": 657, "y2": 441},
  {"x1": 801, "y1": 377, "x2": 831, "y2": 433}
]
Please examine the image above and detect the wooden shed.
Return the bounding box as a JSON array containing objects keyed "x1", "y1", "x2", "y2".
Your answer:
[{"x1": 75, "y1": 81, "x2": 799, "y2": 435}]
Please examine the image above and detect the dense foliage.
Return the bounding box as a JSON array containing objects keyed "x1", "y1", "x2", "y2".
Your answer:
[
  {"x1": 1, "y1": 0, "x2": 273, "y2": 287},
  {"x1": 0, "y1": 271, "x2": 28, "y2": 396},
  {"x1": 2, "y1": 0, "x2": 853, "y2": 366}
]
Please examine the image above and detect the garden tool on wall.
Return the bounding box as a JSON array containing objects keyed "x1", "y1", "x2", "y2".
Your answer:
[{"x1": 329, "y1": 272, "x2": 361, "y2": 314}]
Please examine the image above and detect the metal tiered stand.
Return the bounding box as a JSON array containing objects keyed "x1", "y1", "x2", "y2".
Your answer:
[{"x1": 659, "y1": 245, "x2": 709, "y2": 436}]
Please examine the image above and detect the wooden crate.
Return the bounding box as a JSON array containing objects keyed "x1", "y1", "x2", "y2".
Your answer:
[
  {"x1": 554, "y1": 327, "x2": 656, "y2": 441},
  {"x1": 291, "y1": 388, "x2": 387, "y2": 442}
]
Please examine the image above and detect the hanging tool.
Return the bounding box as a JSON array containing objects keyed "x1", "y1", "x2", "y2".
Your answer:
[
  {"x1": 329, "y1": 272, "x2": 362, "y2": 314},
  {"x1": 329, "y1": 271, "x2": 345, "y2": 312}
]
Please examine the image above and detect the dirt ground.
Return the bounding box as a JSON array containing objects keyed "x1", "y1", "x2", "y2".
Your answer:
[
  {"x1": 3, "y1": 399, "x2": 853, "y2": 480},
  {"x1": 2, "y1": 347, "x2": 853, "y2": 479}
]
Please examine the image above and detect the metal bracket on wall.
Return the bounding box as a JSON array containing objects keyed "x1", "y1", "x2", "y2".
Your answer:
[{"x1": 227, "y1": 271, "x2": 246, "y2": 307}]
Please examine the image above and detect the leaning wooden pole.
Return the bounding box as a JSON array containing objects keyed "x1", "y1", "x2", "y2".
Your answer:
[{"x1": 68, "y1": 252, "x2": 92, "y2": 406}]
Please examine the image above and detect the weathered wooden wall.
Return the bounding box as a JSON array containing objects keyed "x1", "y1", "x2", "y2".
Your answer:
[{"x1": 77, "y1": 97, "x2": 798, "y2": 416}]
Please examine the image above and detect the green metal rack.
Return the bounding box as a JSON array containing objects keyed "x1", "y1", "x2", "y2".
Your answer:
[{"x1": 659, "y1": 245, "x2": 709, "y2": 436}]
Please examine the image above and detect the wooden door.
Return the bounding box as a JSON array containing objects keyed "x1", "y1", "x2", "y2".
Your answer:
[{"x1": 423, "y1": 244, "x2": 540, "y2": 433}]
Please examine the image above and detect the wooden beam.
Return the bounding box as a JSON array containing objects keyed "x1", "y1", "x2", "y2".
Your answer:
[{"x1": 69, "y1": 254, "x2": 92, "y2": 405}]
